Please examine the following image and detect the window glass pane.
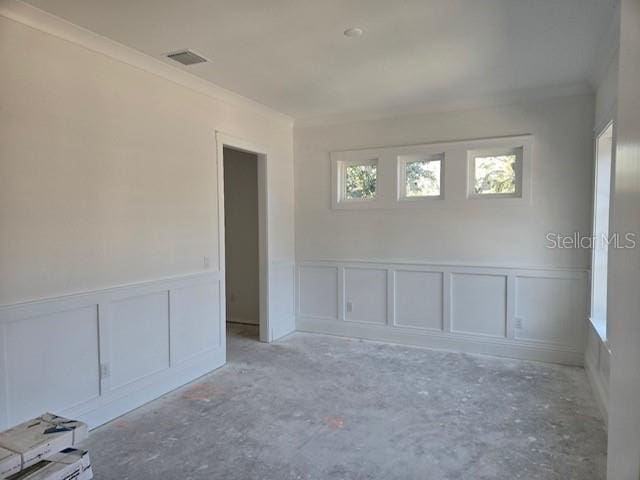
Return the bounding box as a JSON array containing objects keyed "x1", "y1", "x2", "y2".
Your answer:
[
  {"x1": 474, "y1": 155, "x2": 517, "y2": 194},
  {"x1": 345, "y1": 163, "x2": 377, "y2": 200},
  {"x1": 405, "y1": 159, "x2": 441, "y2": 197}
]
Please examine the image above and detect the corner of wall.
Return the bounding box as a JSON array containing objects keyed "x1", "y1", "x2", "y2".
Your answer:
[{"x1": 585, "y1": 321, "x2": 610, "y2": 424}]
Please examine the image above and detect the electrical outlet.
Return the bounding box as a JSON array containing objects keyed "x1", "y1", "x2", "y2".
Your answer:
[
  {"x1": 203, "y1": 256, "x2": 210, "y2": 269},
  {"x1": 515, "y1": 317, "x2": 524, "y2": 329},
  {"x1": 100, "y1": 363, "x2": 110, "y2": 380},
  {"x1": 346, "y1": 301, "x2": 353, "y2": 313}
]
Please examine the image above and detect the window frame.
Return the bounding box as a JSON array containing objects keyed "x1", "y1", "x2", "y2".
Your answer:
[
  {"x1": 341, "y1": 158, "x2": 379, "y2": 202},
  {"x1": 331, "y1": 134, "x2": 532, "y2": 210},
  {"x1": 467, "y1": 146, "x2": 525, "y2": 200},
  {"x1": 589, "y1": 121, "x2": 614, "y2": 341},
  {"x1": 397, "y1": 153, "x2": 445, "y2": 201},
  {"x1": 332, "y1": 157, "x2": 381, "y2": 208}
]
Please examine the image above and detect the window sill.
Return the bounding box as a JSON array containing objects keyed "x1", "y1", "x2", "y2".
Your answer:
[{"x1": 589, "y1": 316, "x2": 608, "y2": 345}]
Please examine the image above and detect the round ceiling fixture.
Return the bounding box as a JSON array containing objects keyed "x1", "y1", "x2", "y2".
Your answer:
[{"x1": 343, "y1": 27, "x2": 364, "y2": 38}]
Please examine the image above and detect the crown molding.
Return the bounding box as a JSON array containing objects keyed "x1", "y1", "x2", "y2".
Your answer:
[
  {"x1": 295, "y1": 83, "x2": 594, "y2": 129},
  {"x1": 0, "y1": 0, "x2": 294, "y2": 128}
]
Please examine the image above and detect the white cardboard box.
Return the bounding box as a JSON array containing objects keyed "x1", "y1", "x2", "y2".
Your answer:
[
  {"x1": 7, "y1": 448, "x2": 92, "y2": 480},
  {"x1": 38, "y1": 415, "x2": 88, "y2": 445},
  {"x1": 0, "y1": 414, "x2": 88, "y2": 476},
  {"x1": 0, "y1": 448, "x2": 20, "y2": 479}
]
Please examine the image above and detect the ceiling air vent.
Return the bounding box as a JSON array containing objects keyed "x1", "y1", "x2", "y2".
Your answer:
[{"x1": 166, "y1": 50, "x2": 208, "y2": 66}]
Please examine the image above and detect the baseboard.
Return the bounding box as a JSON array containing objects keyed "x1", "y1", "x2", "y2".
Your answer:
[
  {"x1": 68, "y1": 348, "x2": 225, "y2": 429},
  {"x1": 297, "y1": 317, "x2": 584, "y2": 366}
]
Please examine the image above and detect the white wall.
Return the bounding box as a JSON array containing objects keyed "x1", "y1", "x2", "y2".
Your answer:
[
  {"x1": 585, "y1": 32, "x2": 620, "y2": 424},
  {"x1": 295, "y1": 95, "x2": 594, "y2": 269},
  {"x1": 595, "y1": 51, "x2": 619, "y2": 134},
  {"x1": 224, "y1": 148, "x2": 259, "y2": 325},
  {"x1": 0, "y1": 8, "x2": 294, "y2": 429},
  {"x1": 607, "y1": 0, "x2": 640, "y2": 476},
  {"x1": 294, "y1": 95, "x2": 594, "y2": 364},
  {"x1": 0, "y1": 14, "x2": 294, "y2": 305}
]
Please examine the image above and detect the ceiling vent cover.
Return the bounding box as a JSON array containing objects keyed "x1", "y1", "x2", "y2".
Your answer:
[{"x1": 166, "y1": 50, "x2": 208, "y2": 66}]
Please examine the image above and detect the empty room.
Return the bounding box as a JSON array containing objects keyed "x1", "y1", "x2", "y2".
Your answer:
[{"x1": 1, "y1": 0, "x2": 639, "y2": 479}]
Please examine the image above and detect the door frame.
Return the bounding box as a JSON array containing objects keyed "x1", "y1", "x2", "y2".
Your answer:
[{"x1": 216, "y1": 131, "x2": 270, "y2": 343}]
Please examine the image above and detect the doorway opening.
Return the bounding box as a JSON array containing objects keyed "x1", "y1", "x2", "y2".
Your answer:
[
  {"x1": 590, "y1": 122, "x2": 614, "y2": 340},
  {"x1": 217, "y1": 133, "x2": 270, "y2": 350},
  {"x1": 223, "y1": 146, "x2": 260, "y2": 342}
]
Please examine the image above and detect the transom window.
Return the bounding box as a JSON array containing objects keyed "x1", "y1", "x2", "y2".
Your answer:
[
  {"x1": 342, "y1": 160, "x2": 378, "y2": 201},
  {"x1": 331, "y1": 135, "x2": 531, "y2": 209},
  {"x1": 468, "y1": 147, "x2": 523, "y2": 198},
  {"x1": 398, "y1": 154, "x2": 443, "y2": 199}
]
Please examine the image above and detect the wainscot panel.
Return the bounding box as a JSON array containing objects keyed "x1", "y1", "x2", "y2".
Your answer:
[
  {"x1": 0, "y1": 272, "x2": 224, "y2": 430},
  {"x1": 585, "y1": 321, "x2": 610, "y2": 423},
  {"x1": 394, "y1": 270, "x2": 443, "y2": 331},
  {"x1": 269, "y1": 261, "x2": 296, "y2": 341},
  {"x1": 297, "y1": 261, "x2": 588, "y2": 366}
]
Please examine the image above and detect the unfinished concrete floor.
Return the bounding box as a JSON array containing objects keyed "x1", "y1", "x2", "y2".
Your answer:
[{"x1": 84, "y1": 324, "x2": 606, "y2": 479}]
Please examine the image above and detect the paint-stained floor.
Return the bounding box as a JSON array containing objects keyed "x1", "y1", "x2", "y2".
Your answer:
[{"x1": 84, "y1": 324, "x2": 607, "y2": 479}]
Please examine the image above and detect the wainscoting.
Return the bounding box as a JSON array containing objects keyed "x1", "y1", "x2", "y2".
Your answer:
[
  {"x1": 0, "y1": 272, "x2": 225, "y2": 430},
  {"x1": 267, "y1": 261, "x2": 297, "y2": 342},
  {"x1": 585, "y1": 321, "x2": 610, "y2": 422},
  {"x1": 296, "y1": 260, "x2": 589, "y2": 365}
]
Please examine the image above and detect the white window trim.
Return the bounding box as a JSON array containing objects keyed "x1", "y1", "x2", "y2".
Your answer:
[
  {"x1": 589, "y1": 120, "x2": 614, "y2": 342},
  {"x1": 332, "y1": 156, "x2": 381, "y2": 209},
  {"x1": 397, "y1": 153, "x2": 445, "y2": 201},
  {"x1": 341, "y1": 158, "x2": 379, "y2": 203},
  {"x1": 331, "y1": 134, "x2": 533, "y2": 210},
  {"x1": 467, "y1": 147, "x2": 523, "y2": 199},
  {"x1": 466, "y1": 138, "x2": 532, "y2": 203}
]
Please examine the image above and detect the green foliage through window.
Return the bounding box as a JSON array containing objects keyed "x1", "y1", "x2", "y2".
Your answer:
[
  {"x1": 405, "y1": 159, "x2": 441, "y2": 197},
  {"x1": 345, "y1": 163, "x2": 377, "y2": 199},
  {"x1": 474, "y1": 155, "x2": 516, "y2": 195}
]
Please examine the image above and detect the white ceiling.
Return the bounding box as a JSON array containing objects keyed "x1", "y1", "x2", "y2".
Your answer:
[{"x1": 23, "y1": 0, "x2": 616, "y2": 122}]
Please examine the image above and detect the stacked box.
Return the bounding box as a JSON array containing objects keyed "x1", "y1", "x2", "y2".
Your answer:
[
  {"x1": 38, "y1": 415, "x2": 88, "y2": 446},
  {"x1": 6, "y1": 449, "x2": 92, "y2": 480},
  {"x1": 0, "y1": 414, "x2": 90, "y2": 480},
  {"x1": 0, "y1": 447, "x2": 20, "y2": 479}
]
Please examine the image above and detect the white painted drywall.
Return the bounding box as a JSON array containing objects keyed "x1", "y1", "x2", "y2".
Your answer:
[
  {"x1": 294, "y1": 95, "x2": 594, "y2": 269},
  {"x1": 584, "y1": 30, "x2": 619, "y2": 425},
  {"x1": 606, "y1": 0, "x2": 640, "y2": 476},
  {"x1": 0, "y1": 8, "x2": 295, "y2": 429},
  {"x1": 595, "y1": 50, "x2": 619, "y2": 134},
  {"x1": 0, "y1": 14, "x2": 295, "y2": 306},
  {"x1": 294, "y1": 95, "x2": 594, "y2": 364},
  {"x1": 223, "y1": 148, "x2": 259, "y2": 325}
]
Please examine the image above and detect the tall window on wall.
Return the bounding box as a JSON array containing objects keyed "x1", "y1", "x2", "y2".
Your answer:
[{"x1": 590, "y1": 123, "x2": 614, "y2": 339}]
